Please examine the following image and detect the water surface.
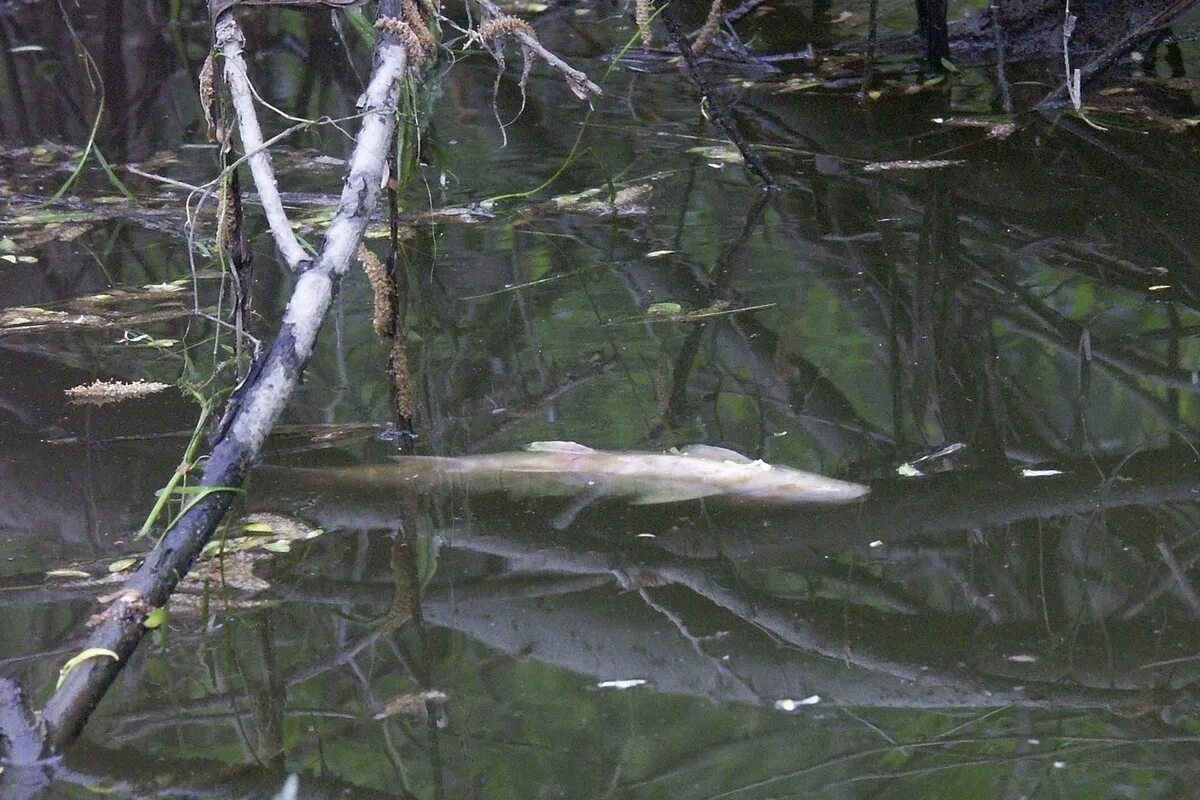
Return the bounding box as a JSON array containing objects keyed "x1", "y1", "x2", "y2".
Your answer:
[{"x1": 4, "y1": 1, "x2": 1200, "y2": 797}]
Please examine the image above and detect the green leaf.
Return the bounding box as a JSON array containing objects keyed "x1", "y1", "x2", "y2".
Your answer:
[
  {"x1": 143, "y1": 607, "x2": 168, "y2": 630},
  {"x1": 57, "y1": 648, "x2": 119, "y2": 689},
  {"x1": 647, "y1": 302, "x2": 683, "y2": 316},
  {"x1": 108, "y1": 558, "x2": 138, "y2": 573},
  {"x1": 261, "y1": 540, "x2": 292, "y2": 553}
]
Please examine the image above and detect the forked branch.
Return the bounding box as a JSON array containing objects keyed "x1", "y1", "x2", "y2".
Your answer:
[{"x1": 29, "y1": 0, "x2": 410, "y2": 755}]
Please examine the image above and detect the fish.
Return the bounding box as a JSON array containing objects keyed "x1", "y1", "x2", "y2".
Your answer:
[{"x1": 274, "y1": 442, "x2": 869, "y2": 511}]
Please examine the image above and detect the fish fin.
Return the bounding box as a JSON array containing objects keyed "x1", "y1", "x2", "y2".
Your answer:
[
  {"x1": 526, "y1": 441, "x2": 595, "y2": 454},
  {"x1": 550, "y1": 486, "x2": 605, "y2": 530},
  {"x1": 678, "y1": 444, "x2": 753, "y2": 464}
]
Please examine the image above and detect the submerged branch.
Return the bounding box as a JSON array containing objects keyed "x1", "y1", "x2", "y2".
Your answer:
[{"x1": 33, "y1": 1, "x2": 410, "y2": 754}]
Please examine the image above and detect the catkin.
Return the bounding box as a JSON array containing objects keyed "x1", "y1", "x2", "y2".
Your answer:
[
  {"x1": 476, "y1": 14, "x2": 537, "y2": 43},
  {"x1": 635, "y1": 0, "x2": 654, "y2": 47},
  {"x1": 358, "y1": 244, "x2": 393, "y2": 339},
  {"x1": 65, "y1": 380, "x2": 171, "y2": 406},
  {"x1": 375, "y1": 16, "x2": 428, "y2": 67},
  {"x1": 691, "y1": 0, "x2": 722, "y2": 56},
  {"x1": 402, "y1": 0, "x2": 437, "y2": 58},
  {"x1": 390, "y1": 333, "x2": 415, "y2": 422}
]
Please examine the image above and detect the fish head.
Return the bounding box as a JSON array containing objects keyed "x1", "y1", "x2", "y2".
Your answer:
[{"x1": 733, "y1": 463, "x2": 870, "y2": 504}]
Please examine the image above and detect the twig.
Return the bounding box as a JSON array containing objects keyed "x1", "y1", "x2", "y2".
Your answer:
[
  {"x1": 1037, "y1": 0, "x2": 1200, "y2": 110},
  {"x1": 989, "y1": 0, "x2": 1012, "y2": 113},
  {"x1": 474, "y1": 0, "x2": 601, "y2": 99},
  {"x1": 216, "y1": 17, "x2": 311, "y2": 270},
  {"x1": 659, "y1": 0, "x2": 773, "y2": 188},
  {"x1": 1155, "y1": 539, "x2": 1200, "y2": 618},
  {"x1": 35, "y1": 0, "x2": 411, "y2": 752},
  {"x1": 860, "y1": 0, "x2": 879, "y2": 98}
]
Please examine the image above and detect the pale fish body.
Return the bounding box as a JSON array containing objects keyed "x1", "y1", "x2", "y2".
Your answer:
[{"x1": 303, "y1": 442, "x2": 869, "y2": 506}]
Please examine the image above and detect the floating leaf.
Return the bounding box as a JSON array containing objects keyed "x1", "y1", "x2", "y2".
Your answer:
[
  {"x1": 108, "y1": 558, "x2": 138, "y2": 573},
  {"x1": 142, "y1": 281, "x2": 188, "y2": 293},
  {"x1": 46, "y1": 569, "x2": 92, "y2": 579},
  {"x1": 57, "y1": 648, "x2": 119, "y2": 689},
  {"x1": 261, "y1": 540, "x2": 292, "y2": 554},
  {"x1": 646, "y1": 249, "x2": 676, "y2": 258},
  {"x1": 243, "y1": 522, "x2": 274, "y2": 534},
  {"x1": 647, "y1": 302, "x2": 683, "y2": 316},
  {"x1": 775, "y1": 78, "x2": 822, "y2": 94},
  {"x1": 143, "y1": 607, "x2": 168, "y2": 629},
  {"x1": 686, "y1": 145, "x2": 743, "y2": 163}
]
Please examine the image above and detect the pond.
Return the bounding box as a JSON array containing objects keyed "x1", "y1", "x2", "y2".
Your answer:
[{"x1": 4, "y1": 0, "x2": 1200, "y2": 797}]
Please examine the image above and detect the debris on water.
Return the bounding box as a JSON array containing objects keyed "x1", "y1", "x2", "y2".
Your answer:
[
  {"x1": 596, "y1": 679, "x2": 647, "y2": 689},
  {"x1": 931, "y1": 116, "x2": 1018, "y2": 139},
  {"x1": 65, "y1": 379, "x2": 172, "y2": 405},
  {"x1": 373, "y1": 690, "x2": 449, "y2": 720},
  {"x1": 862, "y1": 158, "x2": 966, "y2": 173},
  {"x1": 774, "y1": 695, "x2": 820, "y2": 711}
]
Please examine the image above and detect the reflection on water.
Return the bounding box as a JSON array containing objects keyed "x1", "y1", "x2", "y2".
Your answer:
[{"x1": 5, "y1": 0, "x2": 1200, "y2": 797}]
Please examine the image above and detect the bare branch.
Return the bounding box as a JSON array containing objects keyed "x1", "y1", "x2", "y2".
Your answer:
[
  {"x1": 35, "y1": 1, "x2": 411, "y2": 751},
  {"x1": 216, "y1": 17, "x2": 311, "y2": 270},
  {"x1": 474, "y1": 0, "x2": 601, "y2": 100}
]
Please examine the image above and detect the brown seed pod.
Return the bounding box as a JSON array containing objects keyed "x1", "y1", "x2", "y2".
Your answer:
[
  {"x1": 375, "y1": 16, "x2": 428, "y2": 68},
  {"x1": 476, "y1": 14, "x2": 537, "y2": 43}
]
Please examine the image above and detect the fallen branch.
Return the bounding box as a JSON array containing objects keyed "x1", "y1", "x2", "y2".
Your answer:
[{"x1": 29, "y1": 0, "x2": 410, "y2": 755}]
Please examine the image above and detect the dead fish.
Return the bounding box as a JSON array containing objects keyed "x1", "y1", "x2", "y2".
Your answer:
[{"x1": 279, "y1": 442, "x2": 869, "y2": 510}]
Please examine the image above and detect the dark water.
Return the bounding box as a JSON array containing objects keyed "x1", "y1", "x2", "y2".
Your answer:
[{"x1": 5, "y1": 0, "x2": 1200, "y2": 797}]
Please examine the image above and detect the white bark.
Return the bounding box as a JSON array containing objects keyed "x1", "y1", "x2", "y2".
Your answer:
[{"x1": 216, "y1": 17, "x2": 311, "y2": 270}]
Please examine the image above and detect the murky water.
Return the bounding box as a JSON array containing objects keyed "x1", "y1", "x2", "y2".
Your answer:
[{"x1": 5, "y1": 1, "x2": 1200, "y2": 797}]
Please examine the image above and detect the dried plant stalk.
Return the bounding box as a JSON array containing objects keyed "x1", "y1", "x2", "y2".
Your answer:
[
  {"x1": 199, "y1": 52, "x2": 217, "y2": 142},
  {"x1": 65, "y1": 380, "x2": 171, "y2": 406},
  {"x1": 692, "y1": 0, "x2": 722, "y2": 55},
  {"x1": 358, "y1": 244, "x2": 393, "y2": 339}
]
